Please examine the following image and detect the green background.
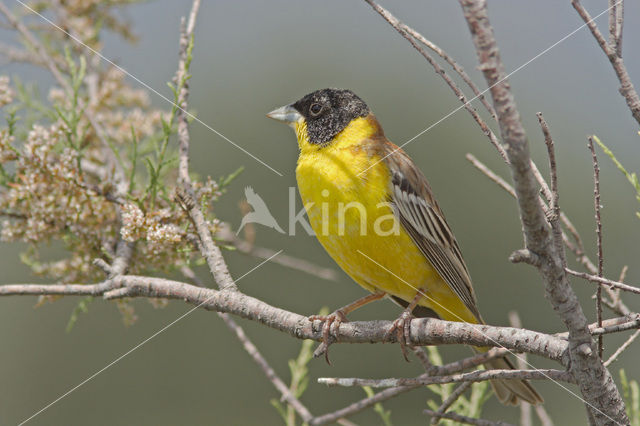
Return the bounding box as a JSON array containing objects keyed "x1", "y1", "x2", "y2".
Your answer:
[{"x1": 1, "y1": 0, "x2": 639, "y2": 424}]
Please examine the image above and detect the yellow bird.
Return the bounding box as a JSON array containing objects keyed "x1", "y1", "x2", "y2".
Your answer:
[{"x1": 267, "y1": 88, "x2": 542, "y2": 406}]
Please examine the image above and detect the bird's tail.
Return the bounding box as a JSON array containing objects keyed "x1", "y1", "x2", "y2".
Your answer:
[{"x1": 480, "y1": 350, "x2": 544, "y2": 406}]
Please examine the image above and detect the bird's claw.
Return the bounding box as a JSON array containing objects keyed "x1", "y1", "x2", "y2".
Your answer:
[
  {"x1": 309, "y1": 310, "x2": 348, "y2": 364},
  {"x1": 385, "y1": 309, "x2": 414, "y2": 362}
]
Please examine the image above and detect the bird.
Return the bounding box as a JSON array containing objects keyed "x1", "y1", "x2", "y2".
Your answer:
[
  {"x1": 266, "y1": 88, "x2": 543, "y2": 406},
  {"x1": 237, "y1": 186, "x2": 284, "y2": 234}
]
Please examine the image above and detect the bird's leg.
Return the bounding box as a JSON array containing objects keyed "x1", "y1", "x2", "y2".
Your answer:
[
  {"x1": 309, "y1": 291, "x2": 386, "y2": 364},
  {"x1": 385, "y1": 288, "x2": 427, "y2": 362}
]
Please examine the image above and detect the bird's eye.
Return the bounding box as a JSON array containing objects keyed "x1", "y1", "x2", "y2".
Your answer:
[{"x1": 309, "y1": 103, "x2": 323, "y2": 116}]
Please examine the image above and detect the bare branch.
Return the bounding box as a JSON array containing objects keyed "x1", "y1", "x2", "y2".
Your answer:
[
  {"x1": 0, "y1": 282, "x2": 114, "y2": 296},
  {"x1": 0, "y1": 275, "x2": 574, "y2": 362},
  {"x1": 430, "y1": 382, "x2": 472, "y2": 425},
  {"x1": 572, "y1": 0, "x2": 640, "y2": 127},
  {"x1": 566, "y1": 268, "x2": 640, "y2": 296},
  {"x1": 590, "y1": 316, "x2": 640, "y2": 336},
  {"x1": 466, "y1": 153, "x2": 515, "y2": 197},
  {"x1": 588, "y1": 137, "x2": 605, "y2": 358},
  {"x1": 602, "y1": 266, "x2": 631, "y2": 316},
  {"x1": 216, "y1": 225, "x2": 338, "y2": 281},
  {"x1": 219, "y1": 312, "x2": 314, "y2": 423},
  {"x1": 509, "y1": 312, "x2": 532, "y2": 426},
  {"x1": 180, "y1": 266, "x2": 314, "y2": 422},
  {"x1": 537, "y1": 113, "x2": 565, "y2": 266},
  {"x1": 318, "y1": 369, "x2": 574, "y2": 389},
  {"x1": 399, "y1": 20, "x2": 497, "y2": 121},
  {"x1": 363, "y1": 0, "x2": 507, "y2": 162},
  {"x1": 535, "y1": 404, "x2": 555, "y2": 426},
  {"x1": 310, "y1": 385, "x2": 415, "y2": 425},
  {"x1": 424, "y1": 409, "x2": 515, "y2": 426},
  {"x1": 171, "y1": 0, "x2": 235, "y2": 293},
  {"x1": 458, "y1": 0, "x2": 627, "y2": 423},
  {"x1": 604, "y1": 329, "x2": 640, "y2": 367},
  {"x1": 410, "y1": 346, "x2": 434, "y2": 372}
]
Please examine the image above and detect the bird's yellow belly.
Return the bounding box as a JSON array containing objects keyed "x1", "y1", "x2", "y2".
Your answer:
[{"x1": 296, "y1": 149, "x2": 476, "y2": 323}]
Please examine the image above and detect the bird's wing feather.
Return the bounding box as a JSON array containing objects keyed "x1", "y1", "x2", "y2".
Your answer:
[{"x1": 379, "y1": 141, "x2": 482, "y2": 321}]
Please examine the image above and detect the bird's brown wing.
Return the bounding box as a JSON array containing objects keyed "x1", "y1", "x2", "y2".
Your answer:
[{"x1": 379, "y1": 140, "x2": 482, "y2": 321}]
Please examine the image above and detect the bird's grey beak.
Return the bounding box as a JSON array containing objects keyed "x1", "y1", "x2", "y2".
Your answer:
[{"x1": 266, "y1": 104, "x2": 302, "y2": 124}]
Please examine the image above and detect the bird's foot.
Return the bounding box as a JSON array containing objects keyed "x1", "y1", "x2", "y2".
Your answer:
[
  {"x1": 385, "y1": 309, "x2": 414, "y2": 362},
  {"x1": 309, "y1": 309, "x2": 348, "y2": 364}
]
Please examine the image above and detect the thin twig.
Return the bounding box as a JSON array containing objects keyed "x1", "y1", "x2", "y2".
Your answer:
[
  {"x1": 566, "y1": 268, "x2": 640, "y2": 296},
  {"x1": 400, "y1": 23, "x2": 497, "y2": 121},
  {"x1": 466, "y1": 154, "x2": 515, "y2": 197},
  {"x1": 318, "y1": 369, "x2": 574, "y2": 388},
  {"x1": 604, "y1": 329, "x2": 640, "y2": 367},
  {"x1": 172, "y1": 0, "x2": 236, "y2": 292},
  {"x1": 363, "y1": 0, "x2": 507, "y2": 162},
  {"x1": 181, "y1": 266, "x2": 315, "y2": 422},
  {"x1": 590, "y1": 317, "x2": 640, "y2": 336},
  {"x1": 537, "y1": 113, "x2": 565, "y2": 267},
  {"x1": 312, "y1": 348, "x2": 518, "y2": 425},
  {"x1": 430, "y1": 382, "x2": 473, "y2": 425},
  {"x1": 310, "y1": 385, "x2": 417, "y2": 425},
  {"x1": 555, "y1": 314, "x2": 640, "y2": 338},
  {"x1": 467, "y1": 153, "x2": 596, "y2": 274},
  {"x1": 410, "y1": 346, "x2": 434, "y2": 372},
  {"x1": 216, "y1": 225, "x2": 338, "y2": 281},
  {"x1": 605, "y1": 266, "x2": 631, "y2": 316},
  {"x1": 588, "y1": 137, "x2": 604, "y2": 358},
  {"x1": 535, "y1": 404, "x2": 555, "y2": 426},
  {"x1": 509, "y1": 312, "x2": 532, "y2": 426},
  {"x1": 220, "y1": 312, "x2": 314, "y2": 423},
  {"x1": 572, "y1": 0, "x2": 640, "y2": 127},
  {"x1": 424, "y1": 409, "x2": 515, "y2": 426}
]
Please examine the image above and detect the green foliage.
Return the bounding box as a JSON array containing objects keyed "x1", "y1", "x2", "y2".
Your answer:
[
  {"x1": 66, "y1": 296, "x2": 93, "y2": 333},
  {"x1": 363, "y1": 386, "x2": 393, "y2": 426},
  {"x1": 271, "y1": 307, "x2": 328, "y2": 426},
  {"x1": 0, "y1": 1, "x2": 242, "y2": 328},
  {"x1": 621, "y1": 369, "x2": 640, "y2": 426},
  {"x1": 425, "y1": 347, "x2": 491, "y2": 425},
  {"x1": 593, "y1": 135, "x2": 640, "y2": 219},
  {"x1": 146, "y1": 33, "x2": 195, "y2": 209}
]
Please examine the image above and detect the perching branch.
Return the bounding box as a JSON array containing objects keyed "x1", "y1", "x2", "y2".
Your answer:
[{"x1": 0, "y1": 276, "x2": 575, "y2": 362}]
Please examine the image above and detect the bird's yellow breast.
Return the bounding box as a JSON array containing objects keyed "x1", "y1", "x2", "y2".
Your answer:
[{"x1": 294, "y1": 117, "x2": 475, "y2": 323}]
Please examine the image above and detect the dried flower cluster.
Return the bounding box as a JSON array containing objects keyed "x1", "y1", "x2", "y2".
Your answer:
[{"x1": 0, "y1": 3, "x2": 232, "y2": 290}]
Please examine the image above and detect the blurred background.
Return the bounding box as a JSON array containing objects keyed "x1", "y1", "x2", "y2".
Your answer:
[{"x1": 1, "y1": 0, "x2": 639, "y2": 424}]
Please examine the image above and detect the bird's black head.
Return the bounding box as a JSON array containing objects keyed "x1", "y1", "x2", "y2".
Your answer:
[{"x1": 292, "y1": 88, "x2": 370, "y2": 145}]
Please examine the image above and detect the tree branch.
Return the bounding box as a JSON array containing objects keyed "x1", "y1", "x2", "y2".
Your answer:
[
  {"x1": 318, "y1": 369, "x2": 575, "y2": 389},
  {"x1": 458, "y1": 1, "x2": 628, "y2": 423},
  {"x1": 363, "y1": 0, "x2": 507, "y2": 162},
  {"x1": 172, "y1": 0, "x2": 236, "y2": 292},
  {"x1": 566, "y1": 268, "x2": 640, "y2": 296},
  {"x1": 424, "y1": 409, "x2": 515, "y2": 426},
  {"x1": 572, "y1": 0, "x2": 640, "y2": 127},
  {"x1": 0, "y1": 276, "x2": 573, "y2": 362}
]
